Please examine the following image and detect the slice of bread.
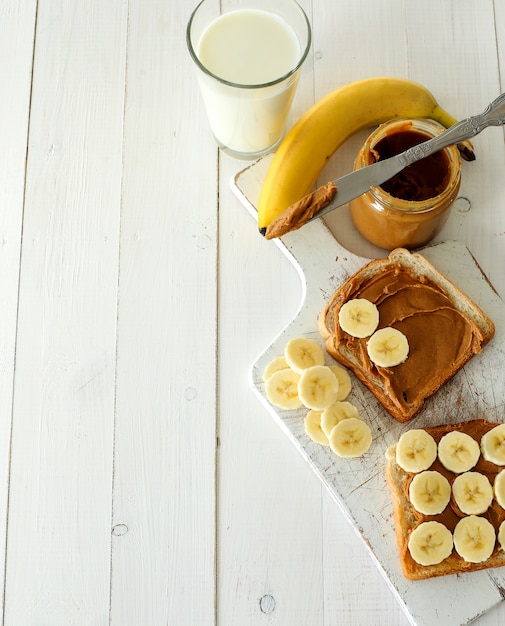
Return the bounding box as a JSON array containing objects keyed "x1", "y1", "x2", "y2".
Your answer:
[
  {"x1": 386, "y1": 419, "x2": 505, "y2": 580},
  {"x1": 318, "y1": 248, "x2": 495, "y2": 422}
]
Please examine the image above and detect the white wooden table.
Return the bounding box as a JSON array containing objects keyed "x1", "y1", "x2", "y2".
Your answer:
[{"x1": 2, "y1": 1, "x2": 505, "y2": 624}]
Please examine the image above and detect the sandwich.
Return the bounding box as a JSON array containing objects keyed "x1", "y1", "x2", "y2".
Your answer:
[
  {"x1": 385, "y1": 419, "x2": 505, "y2": 579},
  {"x1": 318, "y1": 248, "x2": 495, "y2": 422}
]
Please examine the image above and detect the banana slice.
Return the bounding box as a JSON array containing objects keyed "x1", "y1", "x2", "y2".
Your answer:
[
  {"x1": 493, "y1": 469, "x2": 505, "y2": 509},
  {"x1": 481, "y1": 424, "x2": 505, "y2": 465},
  {"x1": 298, "y1": 365, "x2": 339, "y2": 410},
  {"x1": 366, "y1": 327, "x2": 409, "y2": 368},
  {"x1": 438, "y1": 431, "x2": 481, "y2": 474},
  {"x1": 265, "y1": 368, "x2": 302, "y2": 410},
  {"x1": 320, "y1": 401, "x2": 361, "y2": 438},
  {"x1": 453, "y1": 515, "x2": 496, "y2": 563},
  {"x1": 328, "y1": 365, "x2": 352, "y2": 401},
  {"x1": 407, "y1": 521, "x2": 453, "y2": 566},
  {"x1": 395, "y1": 429, "x2": 438, "y2": 473},
  {"x1": 284, "y1": 337, "x2": 325, "y2": 373},
  {"x1": 409, "y1": 470, "x2": 451, "y2": 516},
  {"x1": 338, "y1": 298, "x2": 380, "y2": 338},
  {"x1": 262, "y1": 356, "x2": 290, "y2": 381},
  {"x1": 452, "y1": 471, "x2": 494, "y2": 515},
  {"x1": 498, "y1": 520, "x2": 505, "y2": 551},
  {"x1": 304, "y1": 410, "x2": 329, "y2": 446},
  {"x1": 329, "y1": 417, "x2": 372, "y2": 458}
]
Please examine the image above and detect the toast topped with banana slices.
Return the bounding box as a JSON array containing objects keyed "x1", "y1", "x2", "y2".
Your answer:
[
  {"x1": 386, "y1": 419, "x2": 505, "y2": 580},
  {"x1": 318, "y1": 248, "x2": 495, "y2": 422}
]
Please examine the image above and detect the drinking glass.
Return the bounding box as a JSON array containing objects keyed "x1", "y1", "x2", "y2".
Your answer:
[{"x1": 186, "y1": 0, "x2": 311, "y2": 159}]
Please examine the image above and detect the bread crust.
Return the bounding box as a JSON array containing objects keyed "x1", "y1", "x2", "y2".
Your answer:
[
  {"x1": 318, "y1": 248, "x2": 495, "y2": 422},
  {"x1": 386, "y1": 419, "x2": 505, "y2": 580}
]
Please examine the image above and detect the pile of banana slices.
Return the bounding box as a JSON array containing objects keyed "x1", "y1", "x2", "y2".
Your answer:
[
  {"x1": 396, "y1": 426, "x2": 505, "y2": 566},
  {"x1": 263, "y1": 336, "x2": 372, "y2": 458},
  {"x1": 262, "y1": 296, "x2": 410, "y2": 458}
]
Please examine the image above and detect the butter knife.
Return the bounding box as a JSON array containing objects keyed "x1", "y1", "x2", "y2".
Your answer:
[{"x1": 265, "y1": 92, "x2": 505, "y2": 238}]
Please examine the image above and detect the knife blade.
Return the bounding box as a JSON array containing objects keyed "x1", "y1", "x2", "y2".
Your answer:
[
  {"x1": 307, "y1": 154, "x2": 412, "y2": 223},
  {"x1": 263, "y1": 150, "x2": 420, "y2": 238}
]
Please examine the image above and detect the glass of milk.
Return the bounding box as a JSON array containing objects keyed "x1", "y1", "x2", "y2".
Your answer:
[{"x1": 187, "y1": 0, "x2": 311, "y2": 159}]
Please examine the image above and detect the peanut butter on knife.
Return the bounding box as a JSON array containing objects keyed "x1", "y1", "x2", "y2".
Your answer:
[{"x1": 264, "y1": 182, "x2": 337, "y2": 239}]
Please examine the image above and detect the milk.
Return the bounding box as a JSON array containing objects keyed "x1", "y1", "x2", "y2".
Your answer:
[
  {"x1": 195, "y1": 9, "x2": 302, "y2": 156},
  {"x1": 198, "y1": 10, "x2": 300, "y2": 85}
]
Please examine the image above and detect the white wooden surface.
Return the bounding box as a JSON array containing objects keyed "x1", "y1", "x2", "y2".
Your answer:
[{"x1": 1, "y1": 1, "x2": 505, "y2": 625}]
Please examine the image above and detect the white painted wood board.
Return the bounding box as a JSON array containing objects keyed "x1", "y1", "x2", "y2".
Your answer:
[
  {"x1": 3, "y1": 2, "x2": 127, "y2": 623},
  {"x1": 231, "y1": 155, "x2": 505, "y2": 626},
  {"x1": 109, "y1": 1, "x2": 218, "y2": 624},
  {"x1": 0, "y1": 0, "x2": 37, "y2": 607}
]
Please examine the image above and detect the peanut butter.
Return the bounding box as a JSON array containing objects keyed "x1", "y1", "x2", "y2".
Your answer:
[
  {"x1": 371, "y1": 128, "x2": 451, "y2": 201},
  {"x1": 265, "y1": 181, "x2": 337, "y2": 239},
  {"x1": 336, "y1": 263, "x2": 485, "y2": 415},
  {"x1": 349, "y1": 118, "x2": 461, "y2": 250},
  {"x1": 403, "y1": 421, "x2": 505, "y2": 535}
]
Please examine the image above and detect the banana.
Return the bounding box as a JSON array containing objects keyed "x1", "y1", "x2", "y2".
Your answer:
[
  {"x1": 437, "y1": 431, "x2": 481, "y2": 474},
  {"x1": 409, "y1": 470, "x2": 451, "y2": 516},
  {"x1": 304, "y1": 409, "x2": 329, "y2": 446},
  {"x1": 407, "y1": 521, "x2": 453, "y2": 566},
  {"x1": 329, "y1": 416, "x2": 372, "y2": 458},
  {"x1": 320, "y1": 400, "x2": 360, "y2": 438},
  {"x1": 338, "y1": 298, "x2": 379, "y2": 338},
  {"x1": 257, "y1": 77, "x2": 474, "y2": 232},
  {"x1": 284, "y1": 337, "x2": 325, "y2": 373},
  {"x1": 298, "y1": 364, "x2": 339, "y2": 410},
  {"x1": 493, "y1": 469, "x2": 505, "y2": 509},
  {"x1": 480, "y1": 424, "x2": 505, "y2": 465},
  {"x1": 328, "y1": 365, "x2": 352, "y2": 401},
  {"x1": 395, "y1": 429, "x2": 438, "y2": 473},
  {"x1": 262, "y1": 355, "x2": 290, "y2": 381},
  {"x1": 452, "y1": 472, "x2": 494, "y2": 515},
  {"x1": 366, "y1": 327, "x2": 409, "y2": 368},
  {"x1": 453, "y1": 515, "x2": 496, "y2": 563},
  {"x1": 265, "y1": 368, "x2": 302, "y2": 410},
  {"x1": 498, "y1": 520, "x2": 505, "y2": 551}
]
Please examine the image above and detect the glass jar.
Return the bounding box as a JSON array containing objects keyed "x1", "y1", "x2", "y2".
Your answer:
[{"x1": 349, "y1": 118, "x2": 461, "y2": 250}]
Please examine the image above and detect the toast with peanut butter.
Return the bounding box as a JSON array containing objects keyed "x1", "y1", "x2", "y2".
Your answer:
[
  {"x1": 386, "y1": 419, "x2": 505, "y2": 580},
  {"x1": 318, "y1": 248, "x2": 495, "y2": 422}
]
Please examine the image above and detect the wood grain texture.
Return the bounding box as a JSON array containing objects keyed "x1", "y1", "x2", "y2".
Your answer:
[
  {"x1": 0, "y1": 0, "x2": 37, "y2": 615},
  {"x1": 2, "y1": 0, "x2": 505, "y2": 625},
  {"x1": 4, "y1": 1, "x2": 126, "y2": 623},
  {"x1": 109, "y1": 1, "x2": 217, "y2": 625}
]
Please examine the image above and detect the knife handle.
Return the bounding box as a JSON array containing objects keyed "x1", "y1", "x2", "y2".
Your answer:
[{"x1": 402, "y1": 92, "x2": 505, "y2": 167}]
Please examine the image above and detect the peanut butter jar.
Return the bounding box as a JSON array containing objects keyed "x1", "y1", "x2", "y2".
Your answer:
[{"x1": 349, "y1": 118, "x2": 461, "y2": 250}]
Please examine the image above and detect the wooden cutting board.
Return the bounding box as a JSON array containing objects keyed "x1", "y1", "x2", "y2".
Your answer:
[{"x1": 231, "y1": 155, "x2": 505, "y2": 626}]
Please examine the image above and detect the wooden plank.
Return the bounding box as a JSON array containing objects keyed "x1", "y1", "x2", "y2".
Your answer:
[
  {"x1": 0, "y1": 0, "x2": 37, "y2": 618},
  {"x1": 497, "y1": 0, "x2": 505, "y2": 92},
  {"x1": 108, "y1": 1, "x2": 218, "y2": 624},
  {"x1": 219, "y1": 152, "x2": 326, "y2": 625},
  {"x1": 3, "y1": 1, "x2": 127, "y2": 623},
  {"x1": 2, "y1": 2, "x2": 505, "y2": 626}
]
